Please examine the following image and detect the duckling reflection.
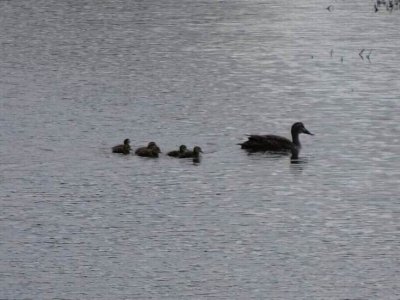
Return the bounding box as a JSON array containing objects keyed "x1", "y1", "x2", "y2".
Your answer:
[
  {"x1": 239, "y1": 122, "x2": 313, "y2": 159},
  {"x1": 192, "y1": 156, "x2": 201, "y2": 165}
]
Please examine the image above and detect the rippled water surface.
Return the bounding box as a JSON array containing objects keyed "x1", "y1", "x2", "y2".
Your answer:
[{"x1": 1, "y1": 0, "x2": 399, "y2": 299}]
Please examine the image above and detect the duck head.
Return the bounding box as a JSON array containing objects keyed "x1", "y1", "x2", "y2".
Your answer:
[
  {"x1": 148, "y1": 142, "x2": 161, "y2": 153},
  {"x1": 291, "y1": 122, "x2": 313, "y2": 136},
  {"x1": 193, "y1": 146, "x2": 203, "y2": 154},
  {"x1": 179, "y1": 145, "x2": 187, "y2": 153},
  {"x1": 124, "y1": 138, "x2": 131, "y2": 150}
]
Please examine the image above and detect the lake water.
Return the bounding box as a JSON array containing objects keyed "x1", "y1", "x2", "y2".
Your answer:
[{"x1": 1, "y1": 0, "x2": 399, "y2": 299}]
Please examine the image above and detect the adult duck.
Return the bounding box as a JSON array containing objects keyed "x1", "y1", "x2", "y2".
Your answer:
[
  {"x1": 135, "y1": 142, "x2": 161, "y2": 158},
  {"x1": 167, "y1": 145, "x2": 187, "y2": 157},
  {"x1": 112, "y1": 138, "x2": 131, "y2": 155},
  {"x1": 239, "y1": 122, "x2": 313, "y2": 159}
]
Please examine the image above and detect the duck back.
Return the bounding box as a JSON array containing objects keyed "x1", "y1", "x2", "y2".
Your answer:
[
  {"x1": 167, "y1": 150, "x2": 180, "y2": 157},
  {"x1": 112, "y1": 144, "x2": 130, "y2": 154},
  {"x1": 240, "y1": 134, "x2": 294, "y2": 152},
  {"x1": 135, "y1": 147, "x2": 159, "y2": 157}
]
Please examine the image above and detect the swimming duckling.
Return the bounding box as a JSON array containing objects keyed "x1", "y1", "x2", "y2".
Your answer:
[
  {"x1": 112, "y1": 138, "x2": 131, "y2": 154},
  {"x1": 239, "y1": 122, "x2": 313, "y2": 159},
  {"x1": 179, "y1": 146, "x2": 203, "y2": 159},
  {"x1": 135, "y1": 142, "x2": 161, "y2": 158},
  {"x1": 167, "y1": 145, "x2": 187, "y2": 157}
]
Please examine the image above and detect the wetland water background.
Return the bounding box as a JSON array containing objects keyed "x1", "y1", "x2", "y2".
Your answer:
[{"x1": 1, "y1": 0, "x2": 399, "y2": 298}]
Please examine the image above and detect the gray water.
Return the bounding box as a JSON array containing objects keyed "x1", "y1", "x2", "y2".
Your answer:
[{"x1": 1, "y1": 0, "x2": 399, "y2": 299}]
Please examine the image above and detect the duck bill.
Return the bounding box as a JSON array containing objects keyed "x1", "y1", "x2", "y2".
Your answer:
[{"x1": 303, "y1": 128, "x2": 314, "y2": 135}]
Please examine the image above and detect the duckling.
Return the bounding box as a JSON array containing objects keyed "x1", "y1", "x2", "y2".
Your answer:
[
  {"x1": 167, "y1": 145, "x2": 187, "y2": 157},
  {"x1": 112, "y1": 138, "x2": 131, "y2": 154},
  {"x1": 239, "y1": 122, "x2": 313, "y2": 159},
  {"x1": 179, "y1": 146, "x2": 203, "y2": 159},
  {"x1": 135, "y1": 142, "x2": 161, "y2": 158},
  {"x1": 148, "y1": 141, "x2": 161, "y2": 154}
]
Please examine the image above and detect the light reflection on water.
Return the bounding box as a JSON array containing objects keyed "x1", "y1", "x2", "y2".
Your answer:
[{"x1": 1, "y1": 0, "x2": 399, "y2": 299}]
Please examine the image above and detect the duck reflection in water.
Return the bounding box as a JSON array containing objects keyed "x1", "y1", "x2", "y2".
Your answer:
[
  {"x1": 290, "y1": 157, "x2": 308, "y2": 173},
  {"x1": 192, "y1": 155, "x2": 202, "y2": 165},
  {"x1": 239, "y1": 122, "x2": 314, "y2": 160}
]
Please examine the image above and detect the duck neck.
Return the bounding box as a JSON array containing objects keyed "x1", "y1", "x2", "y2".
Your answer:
[
  {"x1": 290, "y1": 148, "x2": 299, "y2": 159},
  {"x1": 291, "y1": 132, "x2": 301, "y2": 147},
  {"x1": 291, "y1": 132, "x2": 301, "y2": 159}
]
